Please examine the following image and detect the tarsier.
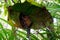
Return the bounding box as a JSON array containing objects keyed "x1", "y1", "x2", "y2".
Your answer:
[{"x1": 7, "y1": 1, "x2": 54, "y2": 40}]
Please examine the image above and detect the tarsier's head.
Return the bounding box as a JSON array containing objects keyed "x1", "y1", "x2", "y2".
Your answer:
[{"x1": 19, "y1": 12, "x2": 32, "y2": 28}]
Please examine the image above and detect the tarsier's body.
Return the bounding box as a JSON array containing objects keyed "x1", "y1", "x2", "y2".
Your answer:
[{"x1": 8, "y1": 1, "x2": 54, "y2": 40}]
